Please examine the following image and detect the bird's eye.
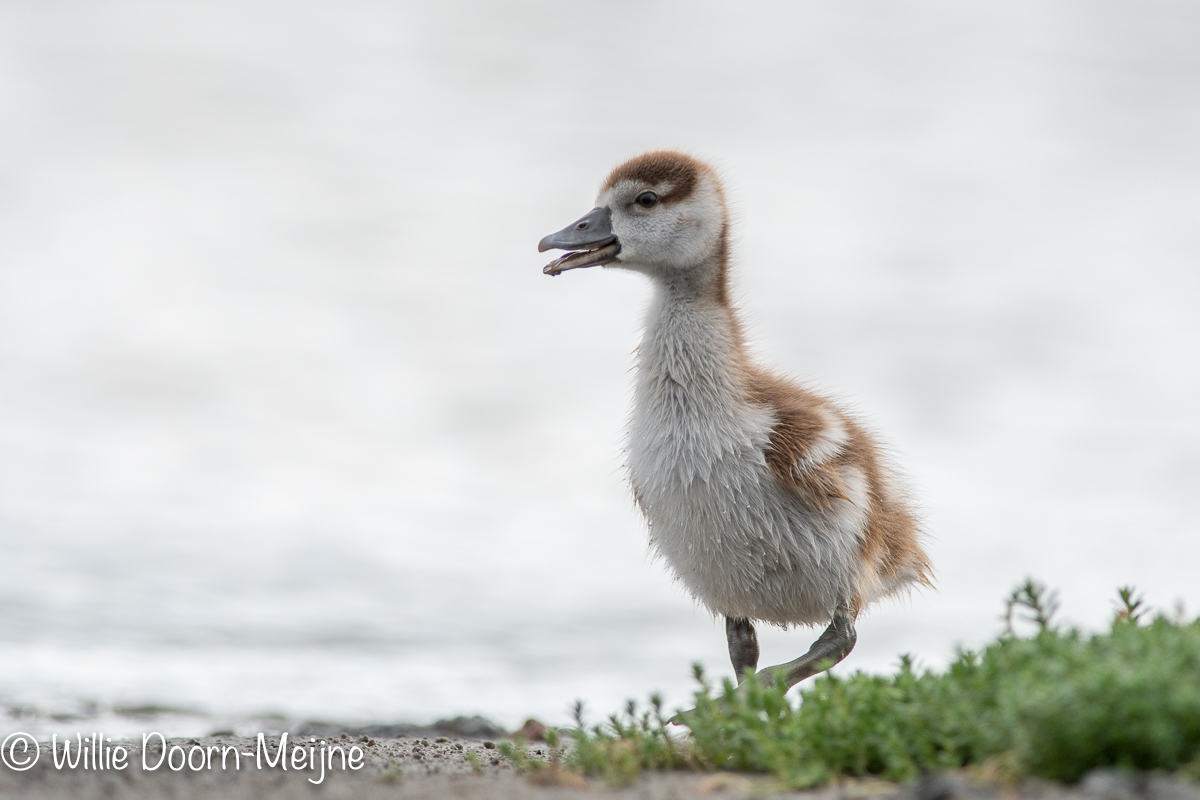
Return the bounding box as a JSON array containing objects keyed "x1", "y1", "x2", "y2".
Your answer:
[{"x1": 635, "y1": 191, "x2": 659, "y2": 208}]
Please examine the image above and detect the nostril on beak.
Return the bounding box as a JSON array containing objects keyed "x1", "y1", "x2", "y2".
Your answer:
[{"x1": 577, "y1": 222, "x2": 588, "y2": 229}]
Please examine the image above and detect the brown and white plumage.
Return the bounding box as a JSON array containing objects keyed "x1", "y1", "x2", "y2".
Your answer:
[{"x1": 540, "y1": 151, "x2": 931, "y2": 687}]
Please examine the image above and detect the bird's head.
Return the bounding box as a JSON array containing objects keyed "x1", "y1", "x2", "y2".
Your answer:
[{"x1": 540, "y1": 151, "x2": 728, "y2": 283}]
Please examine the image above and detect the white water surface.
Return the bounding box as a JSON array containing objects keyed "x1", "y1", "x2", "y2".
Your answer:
[{"x1": 1, "y1": 0, "x2": 1198, "y2": 737}]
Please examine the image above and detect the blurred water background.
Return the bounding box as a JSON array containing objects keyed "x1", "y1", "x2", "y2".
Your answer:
[{"x1": 1, "y1": 0, "x2": 1198, "y2": 738}]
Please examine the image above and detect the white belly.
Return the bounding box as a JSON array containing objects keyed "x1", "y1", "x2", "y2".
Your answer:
[{"x1": 627, "y1": 374, "x2": 864, "y2": 627}]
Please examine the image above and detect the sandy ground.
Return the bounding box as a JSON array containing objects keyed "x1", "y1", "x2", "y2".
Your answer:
[{"x1": 3, "y1": 731, "x2": 1199, "y2": 800}]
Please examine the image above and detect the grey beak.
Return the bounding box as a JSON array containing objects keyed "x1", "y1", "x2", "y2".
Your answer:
[{"x1": 538, "y1": 207, "x2": 615, "y2": 252}]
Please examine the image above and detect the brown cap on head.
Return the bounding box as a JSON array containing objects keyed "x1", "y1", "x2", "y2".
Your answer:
[{"x1": 602, "y1": 150, "x2": 710, "y2": 205}]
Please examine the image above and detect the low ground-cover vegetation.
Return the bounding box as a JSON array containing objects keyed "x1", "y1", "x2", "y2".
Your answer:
[{"x1": 505, "y1": 581, "x2": 1200, "y2": 788}]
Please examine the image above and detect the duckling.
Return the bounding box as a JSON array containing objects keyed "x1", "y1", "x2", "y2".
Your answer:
[{"x1": 539, "y1": 151, "x2": 932, "y2": 689}]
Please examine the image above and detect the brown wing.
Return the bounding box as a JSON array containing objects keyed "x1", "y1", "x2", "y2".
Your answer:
[
  {"x1": 744, "y1": 369, "x2": 852, "y2": 511},
  {"x1": 745, "y1": 369, "x2": 933, "y2": 603}
]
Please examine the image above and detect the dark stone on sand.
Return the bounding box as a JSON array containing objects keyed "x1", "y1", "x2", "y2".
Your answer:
[
  {"x1": 432, "y1": 715, "x2": 508, "y2": 738},
  {"x1": 292, "y1": 714, "x2": 506, "y2": 740},
  {"x1": 294, "y1": 721, "x2": 417, "y2": 737},
  {"x1": 910, "y1": 773, "x2": 992, "y2": 800}
]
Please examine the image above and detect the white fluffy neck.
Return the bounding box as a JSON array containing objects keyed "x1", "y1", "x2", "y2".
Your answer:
[
  {"x1": 639, "y1": 285, "x2": 739, "y2": 390},
  {"x1": 630, "y1": 280, "x2": 760, "y2": 492},
  {"x1": 629, "y1": 245, "x2": 729, "y2": 307}
]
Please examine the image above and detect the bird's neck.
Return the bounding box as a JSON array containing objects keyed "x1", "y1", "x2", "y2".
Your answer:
[
  {"x1": 647, "y1": 225, "x2": 731, "y2": 307},
  {"x1": 630, "y1": 253, "x2": 766, "y2": 491},
  {"x1": 637, "y1": 256, "x2": 747, "y2": 403}
]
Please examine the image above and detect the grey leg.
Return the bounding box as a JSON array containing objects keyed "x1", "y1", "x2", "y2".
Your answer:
[
  {"x1": 756, "y1": 609, "x2": 856, "y2": 691},
  {"x1": 670, "y1": 613, "x2": 850, "y2": 726},
  {"x1": 725, "y1": 617, "x2": 759, "y2": 681}
]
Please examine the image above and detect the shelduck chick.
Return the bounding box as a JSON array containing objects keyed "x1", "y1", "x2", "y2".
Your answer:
[{"x1": 539, "y1": 151, "x2": 932, "y2": 689}]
